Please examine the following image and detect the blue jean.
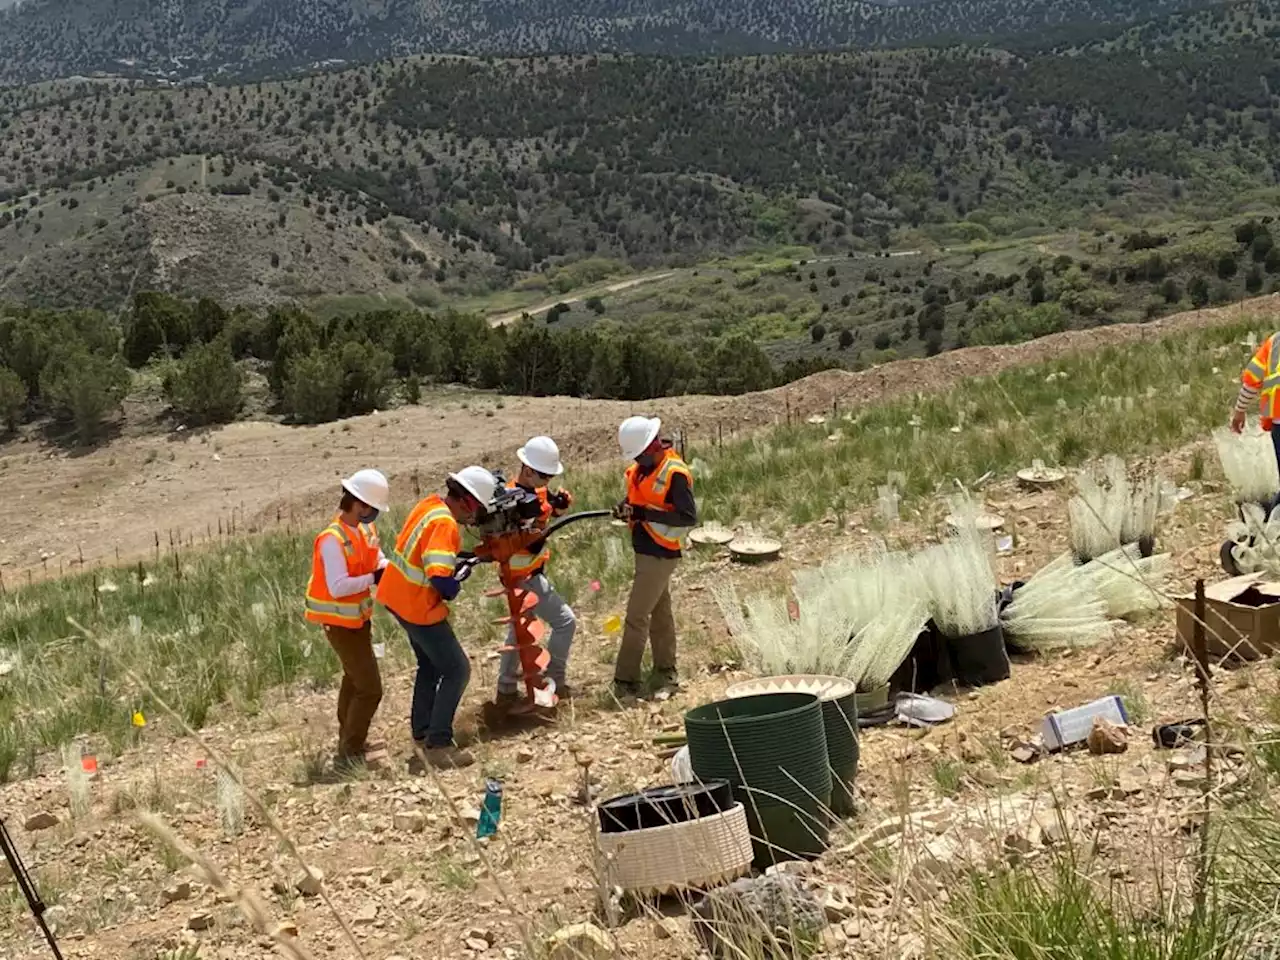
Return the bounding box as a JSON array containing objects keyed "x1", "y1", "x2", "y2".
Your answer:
[
  {"x1": 497, "y1": 572, "x2": 576, "y2": 695},
  {"x1": 394, "y1": 615, "x2": 470, "y2": 747}
]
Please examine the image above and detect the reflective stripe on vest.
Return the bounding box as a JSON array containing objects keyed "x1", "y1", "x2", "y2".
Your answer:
[
  {"x1": 628, "y1": 452, "x2": 693, "y2": 550},
  {"x1": 387, "y1": 506, "x2": 455, "y2": 585},
  {"x1": 1261, "y1": 334, "x2": 1280, "y2": 419},
  {"x1": 305, "y1": 521, "x2": 375, "y2": 628},
  {"x1": 507, "y1": 481, "x2": 552, "y2": 574}
]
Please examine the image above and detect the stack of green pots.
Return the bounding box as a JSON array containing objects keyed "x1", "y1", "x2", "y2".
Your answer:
[{"x1": 684, "y1": 692, "x2": 832, "y2": 867}]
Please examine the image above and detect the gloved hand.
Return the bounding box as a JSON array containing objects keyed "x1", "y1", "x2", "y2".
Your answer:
[
  {"x1": 549, "y1": 490, "x2": 573, "y2": 512},
  {"x1": 453, "y1": 556, "x2": 480, "y2": 583},
  {"x1": 612, "y1": 501, "x2": 633, "y2": 521}
]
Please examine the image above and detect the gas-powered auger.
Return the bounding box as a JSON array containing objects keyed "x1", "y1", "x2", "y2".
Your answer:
[{"x1": 470, "y1": 479, "x2": 609, "y2": 715}]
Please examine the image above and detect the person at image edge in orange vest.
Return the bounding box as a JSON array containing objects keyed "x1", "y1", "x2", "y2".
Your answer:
[
  {"x1": 611, "y1": 416, "x2": 697, "y2": 698},
  {"x1": 303, "y1": 469, "x2": 391, "y2": 772},
  {"x1": 479, "y1": 436, "x2": 577, "y2": 724},
  {"x1": 377, "y1": 465, "x2": 496, "y2": 771},
  {"x1": 1232, "y1": 332, "x2": 1280, "y2": 490}
]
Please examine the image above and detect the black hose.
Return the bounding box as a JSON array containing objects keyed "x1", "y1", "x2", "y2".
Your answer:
[{"x1": 542, "y1": 510, "x2": 613, "y2": 539}]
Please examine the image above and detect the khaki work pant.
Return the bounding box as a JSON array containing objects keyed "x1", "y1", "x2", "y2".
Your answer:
[
  {"x1": 324, "y1": 622, "x2": 383, "y2": 757},
  {"x1": 615, "y1": 554, "x2": 679, "y2": 684}
]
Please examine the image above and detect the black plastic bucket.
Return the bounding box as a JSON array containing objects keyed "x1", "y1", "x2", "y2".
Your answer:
[
  {"x1": 945, "y1": 624, "x2": 1010, "y2": 687},
  {"x1": 889, "y1": 621, "x2": 952, "y2": 694},
  {"x1": 597, "y1": 780, "x2": 734, "y2": 834}
]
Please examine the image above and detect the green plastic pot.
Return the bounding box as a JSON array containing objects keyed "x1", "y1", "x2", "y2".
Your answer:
[
  {"x1": 684, "y1": 692, "x2": 832, "y2": 866},
  {"x1": 854, "y1": 683, "x2": 889, "y2": 715},
  {"x1": 824, "y1": 691, "x2": 860, "y2": 818}
]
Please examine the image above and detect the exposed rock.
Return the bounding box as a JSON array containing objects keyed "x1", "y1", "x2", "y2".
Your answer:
[
  {"x1": 353, "y1": 903, "x2": 378, "y2": 925},
  {"x1": 819, "y1": 884, "x2": 856, "y2": 922},
  {"x1": 393, "y1": 810, "x2": 426, "y2": 833},
  {"x1": 162, "y1": 881, "x2": 192, "y2": 904},
  {"x1": 274, "y1": 921, "x2": 299, "y2": 938},
  {"x1": 24, "y1": 812, "x2": 59, "y2": 831},
  {"x1": 187, "y1": 911, "x2": 214, "y2": 931},
  {"x1": 692, "y1": 874, "x2": 825, "y2": 959},
  {"x1": 1010, "y1": 744, "x2": 1038, "y2": 764},
  {"x1": 544, "y1": 922, "x2": 614, "y2": 960},
  {"x1": 654, "y1": 918, "x2": 682, "y2": 940},
  {"x1": 1086, "y1": 717, "x2": 1128, "y2": 755},
  {"x1": 295, "y1": 866, "x2": 324, "y2": 897},
  {"x1": 464, "y1": 928, "x2": 495, "y2": 946}
]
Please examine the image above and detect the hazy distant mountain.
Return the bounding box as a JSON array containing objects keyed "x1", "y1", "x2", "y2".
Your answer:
[{"x1": 0, "y1": 0, "x2": 1203, "y2": 83}]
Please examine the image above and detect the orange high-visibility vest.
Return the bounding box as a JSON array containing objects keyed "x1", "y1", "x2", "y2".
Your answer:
[
  {"x1": 376, "y1": 495, "x2": 460, "y2": 626},
  {"x1": 1243, "y1": 334, "x2": 1280, "y2": 430},
  {"x1": 304, "y1": 517, "x2": 380, "y2": 629},
  {"x1": 626, "y1": 448, "x2": 693, "y2": 552},
  {"x1": 505, "y1": 482, "x2": 554, "y2": 578}
]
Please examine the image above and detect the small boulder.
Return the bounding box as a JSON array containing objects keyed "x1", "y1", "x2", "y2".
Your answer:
[
  {"x1": 295, "y1": 866, "x2": 324, "y2": 897},
  {"x1": 187, "y1": 911, "x2": 214, "y2": 931},
  {"x1": 1086, "y1": 717, "x2": 1128, "y2": 756},
  {"x1": 692, "y1": 874, "x2": 826, "y2": 959},
  {"x1": 393, "y1": 810, "x2": 426, "y2": 833},
  {"x1": 274, "y1": 921, "x2": 299, "y2": 938},
  {"x1": 162, "y1": 881, "x2": 192, "y2": 904},
  {"x1": 24, "y1": 812, "x2": 59, "y2": 831},
  {"x1": 545, "y1": 922, "x2": 614, "y2": 960}
]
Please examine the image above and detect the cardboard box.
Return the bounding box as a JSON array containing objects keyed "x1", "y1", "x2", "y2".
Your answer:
[{"x1": 1174, "y1": 573, "x2": 1280, "y2": 661}]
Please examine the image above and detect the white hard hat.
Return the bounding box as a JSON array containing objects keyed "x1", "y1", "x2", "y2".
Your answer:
[
  {"x1": 341, "y1": 468, "x2": 390, "y2": 512},
  {"x1": 517, "y1": 436, "x2": 564, "y2": 477},
  {"x1": 448, "y1": 465, "x2": 497, "y2": 507},
  {"x1": 619, "y1": 416, "x2": 661, "y2": 460}
]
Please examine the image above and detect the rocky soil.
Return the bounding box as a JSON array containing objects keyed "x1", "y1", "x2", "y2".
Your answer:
[{"x1": 1, "y1": 435, "x2": 1269, "y2": 959}]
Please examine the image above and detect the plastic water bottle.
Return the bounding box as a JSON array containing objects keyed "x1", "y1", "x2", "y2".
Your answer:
[{"x1": 476, "y1": 780, "x2": 503, "y2": 839}]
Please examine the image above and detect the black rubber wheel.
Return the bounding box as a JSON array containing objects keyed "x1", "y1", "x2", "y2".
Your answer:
[
  {"x1": 597, "y1": 780, "x2": 734, "y2": 834},
  {"x1": 1220, "y1": 540, "x2": 1242, "y2": 577}
]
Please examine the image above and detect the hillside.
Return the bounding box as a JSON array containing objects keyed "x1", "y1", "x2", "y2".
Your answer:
[
  {"x1": 0, "y1": 292, "x2": 1273, "y2": 579},
  {"x1": 3, "y1": 297, "x2": 1280, "y2": 960},
  {"x1": 0, "y1": 0, "x2": 1205, "y2": 84},
  {"x1": 2, "y1": 1, "x2": 1280, "y2": 313}
]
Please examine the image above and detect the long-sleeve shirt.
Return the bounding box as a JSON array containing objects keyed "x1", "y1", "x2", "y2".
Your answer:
[
  {"x1": 319, "y1": 536, "x2": 387, "y2": 598},
  {"x1": 632, "y1": 471, "x2": 698, "y2": 559},
  {"x1": 1239, "y1": 336, "x2": 1275, "y2": 414}
]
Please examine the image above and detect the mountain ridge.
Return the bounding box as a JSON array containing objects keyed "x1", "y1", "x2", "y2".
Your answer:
[{"x1": 1, "y1": 0, "x2": 1206, "y2": 83}]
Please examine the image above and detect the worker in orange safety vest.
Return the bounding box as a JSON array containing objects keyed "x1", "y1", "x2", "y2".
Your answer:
[
  {"x1": 480, "y1": 436, "x2": 577, "y2": 724},
  {"x1": 1232, "y1": 332, "x2": 1280, "y2": 491},
  {"x1": 377, "y1": 465, "x2": 496, "y2": 771},
  {"x1": 304, "y1": 469, "x2": 390, "y2": 770},
  {"x1": 611, "y1": 416, "x2": 697, "y2": 699}
]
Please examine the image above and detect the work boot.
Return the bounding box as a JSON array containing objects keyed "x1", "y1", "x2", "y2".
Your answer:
[
  {"x1": 421, "y1": 745, "x2": 475, "y2": 771},
  {"x1": 611, "y1": 680, "x2": 643, "y2": 703},
  {"x1": 652, "y1": 668, "x2": 681, "y2": 691}
]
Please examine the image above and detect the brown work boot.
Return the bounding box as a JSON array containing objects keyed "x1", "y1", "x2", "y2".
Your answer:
[{"x1": 422, "y1": 745, "x2": 475, "y2": 770}]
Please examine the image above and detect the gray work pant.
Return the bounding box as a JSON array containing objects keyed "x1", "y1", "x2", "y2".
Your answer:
[{"x1": 497, "y1": 572, "x2": 576, "y2": 694}]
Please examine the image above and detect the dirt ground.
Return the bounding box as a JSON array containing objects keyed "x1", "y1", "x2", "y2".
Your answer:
[
  {"x1": 1, "y1": 294, "x2": 1273, "y2": 582},
  {"x1": 0, "y1": 434, "x2": 1265, "y2": 960}
]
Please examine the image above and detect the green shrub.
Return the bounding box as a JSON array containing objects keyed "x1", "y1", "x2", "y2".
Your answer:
[
  {"x1": 39, "y1": 348, "x2": 130, "y2": 444},
  {"x1": 0, "y1": 366, "x2": 27, "y2": 433},
  {"x1": 283, "y1": 348, "x2": 343, "y2": 424},
  {"x1": 164, "y1": 337, "x2": 243, "y2": 426}
]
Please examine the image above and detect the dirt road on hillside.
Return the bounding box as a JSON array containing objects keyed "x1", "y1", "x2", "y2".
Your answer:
[{"x1": 2, "y1": 295, "x2": 1273, "y2": 578}]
